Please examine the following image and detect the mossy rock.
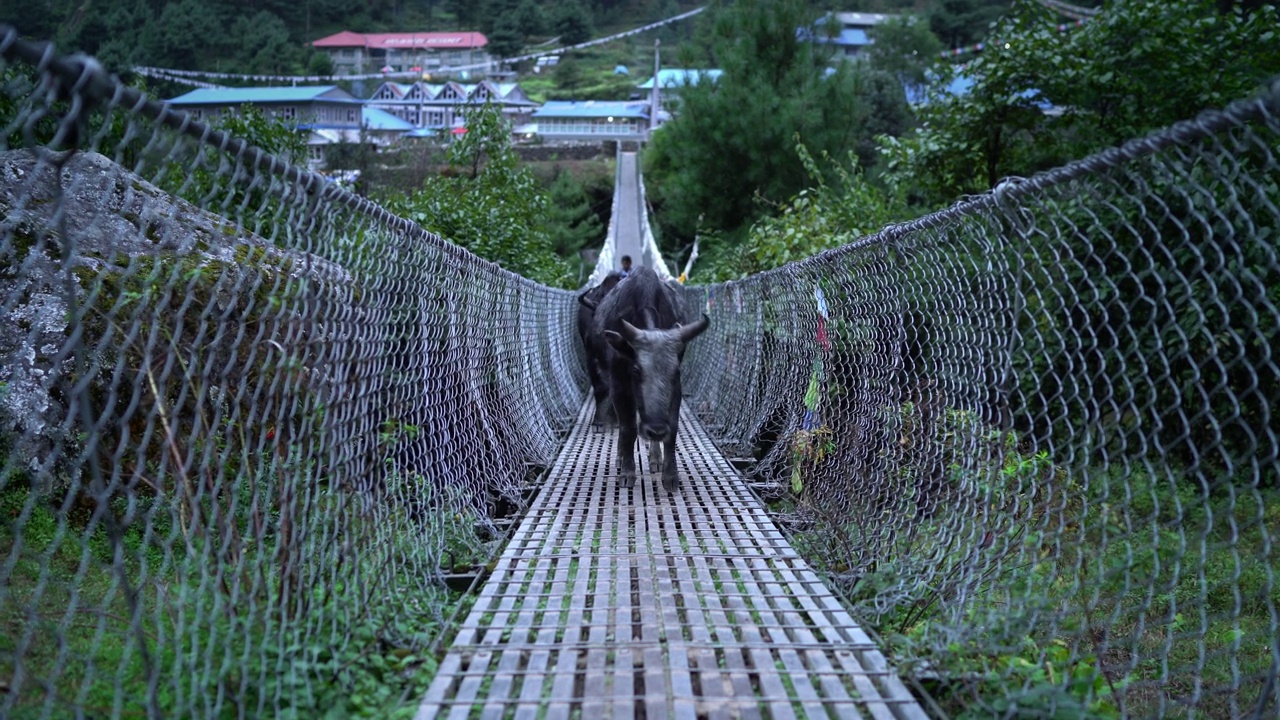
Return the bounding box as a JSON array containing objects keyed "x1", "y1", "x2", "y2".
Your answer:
[{"x1": 0, "y1": 148, "x2": 352, "y2": 499}]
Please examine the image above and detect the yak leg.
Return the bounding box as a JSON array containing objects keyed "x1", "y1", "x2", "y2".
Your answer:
[
  {"x1": 662, "y1": 398, "x2": 681, "y2": 491},
  {"x1": 612, "y1": 382, "x2": 638, "y2": 488},
  {"x1": 661, "y1": 431, "x2": 680, "y2": 491},
  {"x1": 589, "y1": 357, "x2": 611, "y2": 428},
  {"x1": 647, "y1": 438, "x2": 663, "y2": 474}
]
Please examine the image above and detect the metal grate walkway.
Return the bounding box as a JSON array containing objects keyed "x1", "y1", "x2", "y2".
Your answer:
[{"x1": 416, "y1": 402, "x2": 927, "y2": 720}]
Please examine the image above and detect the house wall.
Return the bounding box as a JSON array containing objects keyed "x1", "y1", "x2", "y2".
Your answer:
[
  {"x1": 325, "y1": 47, "x2": 491, "y2": 75},
  {"x1": 537, "y1": 117, "x2": 646, "y2": 139}
]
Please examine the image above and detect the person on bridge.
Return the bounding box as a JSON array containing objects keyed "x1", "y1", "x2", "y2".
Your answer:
[{"x1": 620, "y1": 255, "x2": 633, "y2": 277}]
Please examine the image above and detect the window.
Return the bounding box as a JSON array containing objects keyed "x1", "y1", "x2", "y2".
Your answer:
[
  {"x1": 279, "y1": 106, "x2": 296, "y2": 120},
  {"x1": 347, "y1": 108, "x2": 357, "y2": 123},
  {"x1": 190, "y1": 108, "x2": 203, "y2": 120}
]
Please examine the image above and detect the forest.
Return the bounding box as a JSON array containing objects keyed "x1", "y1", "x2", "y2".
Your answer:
[{"x1": 3, "y1": 0, "x2": 1014, "y2": 77}]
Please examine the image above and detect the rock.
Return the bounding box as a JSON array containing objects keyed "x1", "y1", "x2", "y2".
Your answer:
[{"x1": 0, "y1": 148, "x2": 351, "y2": 495}]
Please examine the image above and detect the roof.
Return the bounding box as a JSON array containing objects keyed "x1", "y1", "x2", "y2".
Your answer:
[
  {"x1": 830, "y1": 12, "x2": 893, "y2": 27},
  {"x1": 311, "y1": 31, "x2": 488, "y2": 50},
  {"x1": 636, "y1": 69, "x2": 722, "y2": 90},
  {"x1": 819, "y1": 28, "x2": 871, "y2": 46},
  {"x1": 168, "y1": 85, "x2": 358, "y2": 105},
  {"x1": 906, "y1": 73, "x2": 1056, "y2": 112},
  {"x1": 532, "y1": 101, "x2": 650, "y2": 119},
  {"x1": 362, "y1": 106, "x2": 415, "y2": 131}
]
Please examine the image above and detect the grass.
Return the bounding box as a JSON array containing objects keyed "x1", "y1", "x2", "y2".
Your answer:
[
  {"x1": 0, "y1": 481, "x2": 496, "y2": 719},
  {"x1": 782, "y1": 407, "x2": 1280, "y2": 720}
]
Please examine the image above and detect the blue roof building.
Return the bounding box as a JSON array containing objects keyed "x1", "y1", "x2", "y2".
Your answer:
[
  {"x1": 805, "y1": 12, "x2": 894, "y2": 60},
  {"x1": 167, "y1": 85, "x2": 363, "y2": 128},
  {"x1": 532, "y1": 101, "x2": 658, "y2": 142},
  {"x1": 904, "y1": 72, "x2": 1060, "y2": 114},
  {"x1": 166, "y1": 85, "x2": 419, "y2": 170},
  {"x1": 360, "y1": 106, "x2": 416, "y2": 131},
  {"x1": 366, "y1": 78, "x2": 539, "y2": 132},
  {"x1": 636, "y1": 69, "x2": 723, "y2": 90}
]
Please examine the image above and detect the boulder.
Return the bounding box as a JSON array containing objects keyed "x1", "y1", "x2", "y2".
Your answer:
[{"x1": 0, "y1": 148, "x2": 351, "y2": 494}]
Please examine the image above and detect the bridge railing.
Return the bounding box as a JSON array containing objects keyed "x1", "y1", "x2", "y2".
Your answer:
[
  {"x1": 0, "y1": 31, "x2": 585, "y2": 718},
  {"x1": 584, "y1": 143, "x2": 672, "y2": 287},
  {"x1": 681, "y1": 81, "x2": 1280, "y2": 718}
]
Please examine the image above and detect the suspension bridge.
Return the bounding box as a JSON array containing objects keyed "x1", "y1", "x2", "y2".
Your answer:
[{"x1": 1, "y1": 25, "x2": 1277, "y2": 720}]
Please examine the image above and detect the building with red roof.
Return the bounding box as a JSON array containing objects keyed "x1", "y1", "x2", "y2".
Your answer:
[{"x1": 311, "y1": 31, "x2": 490, "y2": 77}]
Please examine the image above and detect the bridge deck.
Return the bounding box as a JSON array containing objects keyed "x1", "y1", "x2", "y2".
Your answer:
[{"x1": 416, "y1": 403, "x2": 927, "y2": 720}]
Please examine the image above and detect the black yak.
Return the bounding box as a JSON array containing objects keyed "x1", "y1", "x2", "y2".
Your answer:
[
  {"x1": 577, "y1": 272, "x2": 624, "y2": 427},
  {"x1": 593, "y1": 267, "x2": 709, "y2": 491}
]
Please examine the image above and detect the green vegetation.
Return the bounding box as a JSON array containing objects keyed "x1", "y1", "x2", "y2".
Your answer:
[
  {"x1": 878, "y1": 0, "x2": 1280, "y2": 208},
  {"x1": 0, "y1": 478, "x2": 491, "y2": 718},
  {"x1": 696, "y1": 138, "x2": 905, "y2": 280},
  {"x1": 789, "y1": 407, "x2": 1279, "y2": 718},
  {"x1": 377, "y1": 102, "x2": 580, "y2": 287},
  {"x1": 645, "y1": 0, "x2": 911, "y2": 243}
]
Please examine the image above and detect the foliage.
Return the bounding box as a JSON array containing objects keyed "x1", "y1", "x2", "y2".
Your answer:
[
  {"x1": 159, "y1": 105, "x2": 307, "y2": 240},
  {"x1": 551, "y1": 0, "x2": 597, "y2": 46},
  {"x1": 544, "y1": 169, "x2": 605, "y2": 258},
  {"x1": 379, "y1": 103, "x2": 573, "y2": 287},
  {"x1": 878, "y1": 0, "x2": 1280, "y2": 208},
  {"x1": 927, "y1": 0, "x2": 1015, "y2": 48},
  {"x1": 787, "y1": 404, "x2": 1279, "y2": 719},
  {"x1": 866, "y1": 14, "x2": 945, "y2": 88},
  {"x1": 515, "y1": 0, "x2": 548, "y2": 37},
  {"x1": 0, "y1": 476, "x2": 490, "y2": 718},
  {"x1": 645, "y1": 0, "x2": 911, "y2": 244},
  {"x1": 697, "y1": 137, "x2": 905, "y2": 281}
]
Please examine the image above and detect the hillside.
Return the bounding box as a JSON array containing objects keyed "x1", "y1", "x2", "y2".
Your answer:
[{"x1": 0, "y1": 0, "x2": 1023, "y2": 78}]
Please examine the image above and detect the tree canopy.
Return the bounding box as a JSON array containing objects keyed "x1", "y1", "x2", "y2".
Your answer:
[
  {"x1": 379, "y1": 103, "x2": 573, "y2": 288},
  {"x1": 644, "y1": 0, "x2": 911, "y2": 242},
  {"x1": 879, "y1": 0, "x2": 1280, "y2": 207}
]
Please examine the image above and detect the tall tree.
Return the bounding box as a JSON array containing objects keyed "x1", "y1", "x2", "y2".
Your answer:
[
  {"x1": 487, "y1": 15, "x2": 526, "y2": 59},
  {"x1": 552, "y1": 1, "x2": 596, "y2": 45},
  {"x1": 880, "y1": 0, "x2": 1280, "y2": 206},
  {"x1": 645, "y1": 0, "x2": 910, "y2": 239},
  {"x1": 515, "y1": 0, "x2": 548, "y2": 37},
  {"x1": 928, "y1": 0, "x2": 1011, "y2": 49},
  {"x1": 867, "y1": 15, "x2": 945, "y2": 89}
]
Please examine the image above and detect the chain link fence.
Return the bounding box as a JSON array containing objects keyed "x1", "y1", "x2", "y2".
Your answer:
[
  {"x1": 681, "y1": 81, "x2": 1280, "y2": 718},
  {"x1": 4, "y1": 25, "x2": 1279, "y2": 720},
  {"x1": 1, "y1": 31, "x2": 586, "y2": 718}
]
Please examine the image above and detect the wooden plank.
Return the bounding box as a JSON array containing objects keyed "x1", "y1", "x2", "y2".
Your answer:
[{"x1": 414, "y1": 400, "x2": 927, "y2": 720}]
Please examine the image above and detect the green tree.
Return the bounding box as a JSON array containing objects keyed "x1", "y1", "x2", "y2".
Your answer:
[
  {"x1": 867, "y1": 15, "x2": 945, "y2": 88},
  {"x1": 552, "y1": 56, "x2": 587, "y2": 95},
  {"x1": 645, "y1": 0, "x2": 910, "y2": 240},
  {"x1": 444, "y1": 0, "x2": 479, "y2": 26},
  {"x1": 701, "y1": 139, "x2": 905, "y2": 281},
  {"x1": 928, "y1": 0, "x2": 1011, "y2": 49},
  {"x1": 233, "y1": 11, "x2": 301, "y2": 75},
  {"x1": 515, "y1": 0, "x2": 548, "y2": 37},
  {"x1": 383, "y1": 103, "x2": 572, "y2": 287},
  {"x1": 308, "y1": 50, "x2": 334, "y2": 76},
  {"x1": 153, "y1": 0, "x2": 229, "y2": 69},
  {"x1": 879, "y1": 0, "x2": 1280, "y2": 207},
  {"x1": 544, "y1": 170, "x2": 605, "y2": 258},
  {"x1": 487, "y1": 15, "x2": 526, "y2": 59},
  {"x1": 552, "y1": 1, "x2": 596, "y2": 45}
]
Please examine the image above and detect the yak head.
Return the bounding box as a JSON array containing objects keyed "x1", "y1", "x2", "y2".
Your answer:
[{"x1": 604, "y1": 313, "x2": 710, "y2": 440}]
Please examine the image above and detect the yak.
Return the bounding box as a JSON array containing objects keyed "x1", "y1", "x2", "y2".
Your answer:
[
  {"x1": 577, "y1": 272, "x2": 624, "y2": 427},
  {"x1": 593, "y1": 267, "x2": 709, "y2": 491}
]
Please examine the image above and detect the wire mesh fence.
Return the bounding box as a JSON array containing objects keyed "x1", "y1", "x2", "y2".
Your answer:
[
  {"x1": 681, "y1": 81, "x2": 1280, "y2": 718},
  {"x1": 1, "y1": 31, "x2": 586, "y2": 718},
  {"x1": 4, "y1": 23, "x2": 1279, "y2": 720}
]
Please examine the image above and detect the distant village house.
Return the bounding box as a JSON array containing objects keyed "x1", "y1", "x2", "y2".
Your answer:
[
  {"x1": 367, "y1": 79, "x2": 538, "y2": 135},
  {"x1": 165, "y1": 85, "x2": 412, "y2": 170},
  {"x1": 310, "y1": 31, "x2": 491, "y2": 76}
]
